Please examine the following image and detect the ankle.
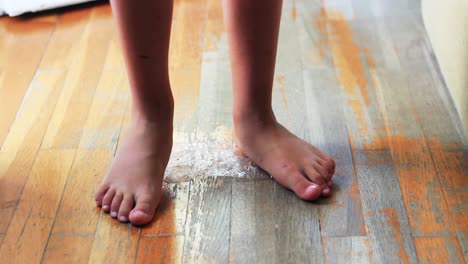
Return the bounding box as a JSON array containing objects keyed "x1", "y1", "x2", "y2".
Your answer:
[
  {"x1": 233, "y1": 108, "x2": 277, "y2": 130},
  {"x1": 131, "y1": 94, "x2": 174, "y2": 126}
]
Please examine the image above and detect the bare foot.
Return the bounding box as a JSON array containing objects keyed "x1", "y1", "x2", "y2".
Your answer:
[
  {"x1": 235, "y1": 116, "x2": 335, "y2": 200},
  {"x1": 95, "y1": 120, "x2": 172, "y2": 225}
]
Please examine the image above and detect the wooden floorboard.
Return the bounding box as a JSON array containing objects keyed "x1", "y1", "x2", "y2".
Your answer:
[
  {"x1": 0, "y1": 70, "x2": 66, "y2": 232},
  {"x1": 323, "y1": 236, "x2": 371, "y2": 264},
  {"x1": 0, "y1": 149, "x2": 75, "y2": 263},
  {"x1": 183, "y1": 177, "x2": 232, "y2": 263},
  {"x1": 40, "y1": 5, "x2": 113, "y2": 150},
  {"x1": 136, "y1": 182, "x2": 190, "y2": 263},
  {"x1": 0, "y1": 9, "x2": 93, "y2": 233},
  {"x1": 88, "y1": 217, "x2": 140, "y2": 263},
  {"x1": 294, "y1": 9, "x2": 369, "y2": 263},
  {"x1": 414, "y1": 237, "x2": 465, "y2": 264},
  {"x1": 274, "y1": 180, "x2": 324, "y2": 264},
  {"x1": 354, "y1": 150, "x2": 417, "y2": 263},
  {"x1": 373, "y1": 70, "x2": 455, "y2": 236},
  {"x1": 0, "y1": 14, "x2": 58, "y2": 147},
  {"x1": 42, "y1": 235, "x2": 94, "y2": 264},
  {"x1": 0, "y1": 0, "x2": 466, "y2": 263},
  {"x1": 229, "y1": 179, "x2": 276, "y2": 263}
]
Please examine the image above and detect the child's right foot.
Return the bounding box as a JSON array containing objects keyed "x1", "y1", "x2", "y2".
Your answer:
[{"x1": 95, "y1": 119, "x2": 173, "y2": 225}]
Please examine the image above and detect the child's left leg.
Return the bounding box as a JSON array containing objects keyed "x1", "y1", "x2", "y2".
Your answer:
[{"x1": 223, "y1": 0, "x2": 335, "y2": 200}]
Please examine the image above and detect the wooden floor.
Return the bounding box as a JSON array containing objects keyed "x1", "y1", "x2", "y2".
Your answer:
[{"x1": 0, "y1": 0, "x2": 466, "y2": 263}]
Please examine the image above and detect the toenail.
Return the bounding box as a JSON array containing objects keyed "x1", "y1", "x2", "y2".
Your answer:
[
  {"x1": 110, "y1": 211, "x2": 117, "y2": 218},
  {"x1": 102, "y1": 205, "x2": 109, "y2": 210},
  {"x1": 309, "y1": 185, "x2": 320, "y2": 190},
  {"x1": 119, "y1": 216, "x2": 128, "y2": 222}
]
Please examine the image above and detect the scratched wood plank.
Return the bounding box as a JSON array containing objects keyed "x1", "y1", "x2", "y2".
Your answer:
[
  {"x1": 186, "y1": 0, "x2": 232, "y2": 139},
  {"x1": 274, "y1": 179, "x2": 324, "y2": 264},
  {"x1": 273, "y1": 0, "x2": 308, "y2": 134},
  {"x1": 229, "y1": 179, "x2": 276, "y2": 263},
  {"x1": 33, "y1": 10, "x2": 115, "y2": 257},
  {"x1": 308, "y1": 9, "x2": 389, "y2": 151},
  {"x1": 51, "y1": 59, "x2": 130, "y2": 235},
  {"x1": 304, "y1": 6, "x2": 427, "y2": 262},
  {"x1": 39, "y1": 7, "x2": 93, "y2": 70},
  {"x1": 170, "y1": 0, "x2": 269, "y2": 181},
  {"x1": 1, "y1": 6, "x2": 113, "y2": 262},
  {"x1": 137, "y1": 235, "x2": 185, "y2": 264},
  {"x1": 0, "y1": 6, "x2": 91, "y2": 152},
  {"x1": 88, "y1": 219, "x2": 140, "y2": 263},
  {"x1": 40, "y1": 5, "x2": 113, "y2": 149},
  {"x1": 372, "y1": 70, "x2": 454, "y2": 237},
  {"x1": 354, "y1": 150, "x2": 417, "y2": 263},
  {"x1": 379, "y1": 14, "x2": 464, "y2": 145},
  {"x1": 170, "y1": 0, "x2": 208, "y2": 125},
  {"x1": 50, "y1": 30, "x2": 129, "y2": 233},
  {"x1": 0, "y1": 71, "x2": 66, "y2": 232},
  {"x1": 229, "y1": 178, "x2": 324, "y2": 263},
  {"x1": 303, "y1": 69, "x2": 366, "y2": 236},
  {"x1": 42, "y1": 235, "x2": 94, "y2": 264},
  {"x1": 0, "y1": 14, "x2": 57, "y2": 147},
  {"x1": 0, "y1": 150, "x2": 75, "y2": 263},
  {"x1": 51, "y1": 15, "x2": 134, "y2": 263},
  {"x1": 136, "y1": 182, "x2": 190, "y2": 263},
  {"x1": 77, "y1": 53, "x2": 129, "y2": 150},
  {"x1": 323, "y1": 236, "x2": 371, "y2": 264},
  {"x1": 347, "y1": 16, "x2": 461, "y2": 258},
  {"x1": 295, "y1": 0, "x2": 334, "y2": 69},
  {"x1": 78, "y1": 30, "x2": 130, "y2": 149},
  {"x1": 414, "y1": 237, "x2": 465, "y2": 264},
  {"x1": 295, "y1": 0, "x2": 365, "y2": 236},
  {"x1": 350, "y1": 0, "x2": 420, "y2": 19},
  {"x1": 116, "y1": 99, "x2": 132, "y2": 151},
  {"x1": 384, "y1": 17, "x2": 468, "y2": 258},
  {"x1": 50, "y1": 149, "x2": 113, "y2": 234},
  {"x1": 426, "y1": 149, "x2": 468, "y2": 261},
  {"x1": 183, "y1": 177, "x2": 232, "y2": 263},
  {"x1": 401, "y1": 52, "x2": 465, "y2": 147},
  {"x1": 141, "y1": 182, "x2": 190, "y2": 236}
]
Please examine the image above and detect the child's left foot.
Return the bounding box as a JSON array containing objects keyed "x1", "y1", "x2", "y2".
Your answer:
[{"x1": 235, "y1": 116, "x2": 335, "y2": 200}]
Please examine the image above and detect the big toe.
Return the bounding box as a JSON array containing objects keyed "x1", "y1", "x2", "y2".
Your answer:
[
  {"x1": 304, "y1": 166, "x2": 331, "y2": 197},
  {"x1": 128, "y1": 193, "x2": 160, "y2": 225},
  {"x1": 291, "y1": 173, "x2": 322, "y2": 201}
]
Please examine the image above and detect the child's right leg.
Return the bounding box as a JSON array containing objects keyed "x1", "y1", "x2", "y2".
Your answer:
[{"x1": 94, "y1": 0, "x2": 174, "y2": 225}]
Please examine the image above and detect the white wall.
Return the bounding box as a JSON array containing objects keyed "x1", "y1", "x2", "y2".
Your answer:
[{"x1": 422, "y1": 0, "x2": 468, "y2": 138}]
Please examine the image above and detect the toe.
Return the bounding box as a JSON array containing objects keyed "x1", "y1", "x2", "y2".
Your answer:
[
  {"x1": 304, "y1": 166, "x2": 331, "y2": 197},
  {"x1": 110, "y1": 192, "x2": 124, "y2": 218},
  {"x1": 118, "y1": 195, "x2": 135, "y2": 222},
  {"x1": 95, "y1": 184, "x2": 109, "y2": 207},
  {"x1": 313, "y1": 161, "x2": 332, "y2": 181},
  {"x1": 290, "y1": 173, "x2": 321, "y2": 200},
  {"x1": 102, "y1": 188, "x2": 116, "y2": 213},
  {"x1": 310, "y1": 147, "x2": 336, "y2": 175},
  {"x1": 320, "y1": 156, "x2": 336, "y2": 176},
  {"x1": 129, "y1": 193, "x2": 161, "y2": 226}
]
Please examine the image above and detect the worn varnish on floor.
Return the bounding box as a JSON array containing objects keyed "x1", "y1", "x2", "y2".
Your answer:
[{"x1": 0, "y1": 0, "x2": 466, "y2": 263}]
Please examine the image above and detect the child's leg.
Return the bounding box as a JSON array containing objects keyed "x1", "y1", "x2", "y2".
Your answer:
[
  {"x1": 95, "y1": 0, "x2": 174, "y2": 225},
  {"x1": 223, "y1": 0, "x2": 335, "y2": 200}
]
